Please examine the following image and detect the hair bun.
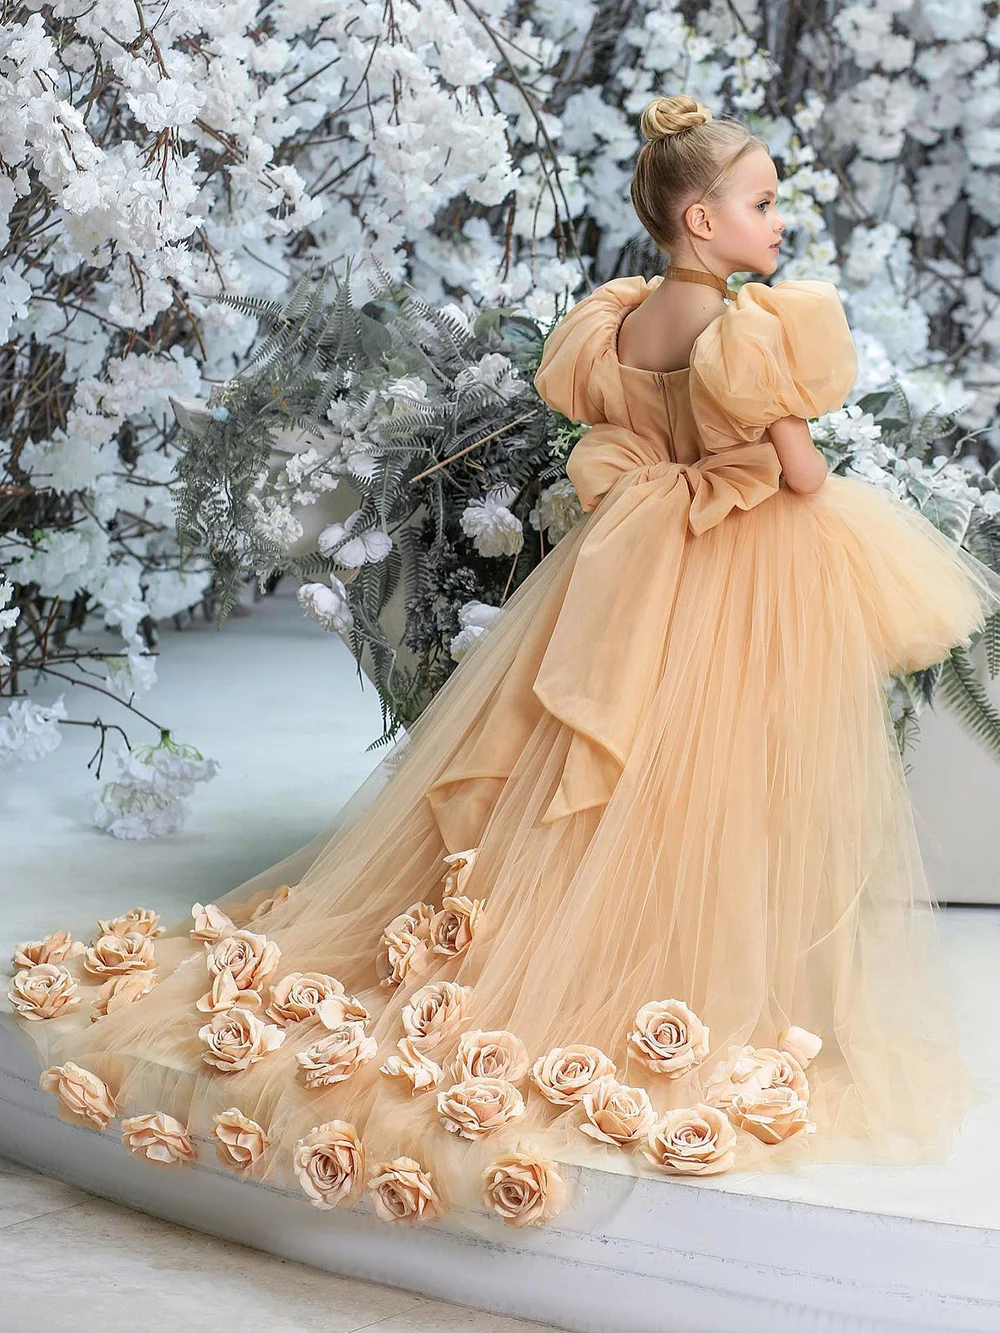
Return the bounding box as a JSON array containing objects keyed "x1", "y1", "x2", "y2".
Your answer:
[{"x1": 639, "y1": 95, "x2": 713, "y2": 142}]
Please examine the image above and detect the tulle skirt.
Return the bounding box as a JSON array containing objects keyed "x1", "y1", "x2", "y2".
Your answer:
[{"x1": 13, "y1": 472, "x2": 1000, "y2": 1233}]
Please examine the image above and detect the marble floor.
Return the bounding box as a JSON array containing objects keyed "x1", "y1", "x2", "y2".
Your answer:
[{"x1": 0, "y1": 1157, "x2": 562, "y2": 1332}]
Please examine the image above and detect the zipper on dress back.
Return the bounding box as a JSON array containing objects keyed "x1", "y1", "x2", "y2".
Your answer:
[{"x1": 656, "y1": 371, "x2": 669, "y2": 417}]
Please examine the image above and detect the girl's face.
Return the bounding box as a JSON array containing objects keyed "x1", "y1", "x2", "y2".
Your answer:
[{"x1": 693, "y1": 149, "x2": 786, "y2": 277}]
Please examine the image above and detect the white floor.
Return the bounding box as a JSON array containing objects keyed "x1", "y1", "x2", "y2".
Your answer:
[
  {"x1": 3, "y1": 582, "x2": 1000, "y2": 1238},
  {"x1": 0, "y1": 1156, "x2": 561, "y2": 1332}
]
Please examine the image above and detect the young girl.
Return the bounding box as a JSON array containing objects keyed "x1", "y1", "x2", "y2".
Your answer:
[{"x1": 10, "y1": 93, "x2": 1000, "y2": 1234}]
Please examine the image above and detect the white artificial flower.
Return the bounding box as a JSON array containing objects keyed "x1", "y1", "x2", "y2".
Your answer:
[
  {"x1": 345, "y1": 442, "x2": 380, "y2": 482},
  {"x1": 103, "y1": 640, "x2": 158, "y2": 703},
  {"x1": 317, "y1": 511, "x2": 393, "y2": 567},
  {"x1": 89, "y1": 561, "x2": 145, "y2": 638},
  {"x1": 6, "y1": 524, "x2": 111, "y2": 601},
  {"x1": 91, "y1": 737, "x2": 219, "y2": 840},
  {"x1": 385, "y1": 375, "x2": 429, "y2": 401},
  {"x1": 142, "y1": 568, "x2": 213, "y2": 621},
  {"x1": 19, "y1": 427, "x2": 116, "y2": 494},
  {"x1": 460, "y1": 494, "x2": 524, "y2": 558},
  {"x1": 297, "y1": 577, "x2": 354, "y2": 634},
  {"x1": 528, "y1": 478, "x2": 583, "y2": 543},
  {"x1": 0, "y1": 694, "x2": 67, "y2": 768},
  {"x1": 454, "y1": 352, "x2": 524, "y2": 403},
  {"x1": 449, "y1": 599, "x2": 501, "y2": 661},
  {"x1": 0, "y1": 578, "x2": 20, "y2": 667},
  {"x1": 247, "y1": 492, "x2": 305, "y2": 548},
  {"x1": 0, "y1": 264, "x2": 32, "y2": 341}
]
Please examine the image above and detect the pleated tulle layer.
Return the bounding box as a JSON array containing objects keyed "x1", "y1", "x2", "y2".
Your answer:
[{"x1": 11, "y1": 472, "x2": 1000, "y2": 1234}]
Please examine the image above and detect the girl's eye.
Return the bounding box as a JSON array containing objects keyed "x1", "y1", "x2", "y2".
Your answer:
[{"x1": 757, "y1": 201, "x2": 770, "y2": 212}]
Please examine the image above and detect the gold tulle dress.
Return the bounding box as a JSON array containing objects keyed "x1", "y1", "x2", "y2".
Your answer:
[{"x1": 11, "y1": 276, "x2": 1000, "y2": 1232}]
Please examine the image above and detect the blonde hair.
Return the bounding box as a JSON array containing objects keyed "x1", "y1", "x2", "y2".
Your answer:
[{"x1": 630, "y1": 94, "x2": 767, "y2": 254}]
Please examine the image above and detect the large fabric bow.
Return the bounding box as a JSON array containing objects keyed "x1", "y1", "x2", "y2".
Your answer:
[
  {"x1": 530, "y1": 426, "x2": 782, "y2": 824},
  {"x1": 425, "y1": 426, "x2": 781, "y2": 850}
]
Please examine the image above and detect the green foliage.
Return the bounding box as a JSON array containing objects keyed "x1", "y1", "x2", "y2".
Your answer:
[
  {"x1": 173, "y1": 259, "x2": 584, "y2": 749},
  {"x1": 937, "y1": 645, "x2": 1000, "y2": 759},
  {"x1": 821, "y1": 380, "x2": 1000, "y2": 759}
]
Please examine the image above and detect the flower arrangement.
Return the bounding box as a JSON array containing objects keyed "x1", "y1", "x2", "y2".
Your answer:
[{"x1": 171, "y1": 261, "x2": 583, "y2": 746}]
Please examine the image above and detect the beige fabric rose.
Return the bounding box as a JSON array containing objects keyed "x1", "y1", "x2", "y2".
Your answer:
[
  {"x1": 316, "y1": 991, "x2": 371, "y2": 1028},
  {"x1": 579, "y1": 1075, "x2": 657, "y2": 1146},
  {"x1": 97, "y1": 907, "x2": 163, "y2": 939},
  {"x1": 8, "y1": 963, "x2": 81, "y2": 1020},
  {"x1": 189, "y1": 902, "x2": 236, "y2": 943},
  {"x1": 83, "y1": 931, "x2": 156, "y2": 977},
  {"x1": 375, "y1": 901, "x2": 434, "y2": 988},
  {"x1": 293, "y1": 1120, "x2": 366, "y2": 1209},
  {"x1": 530, "y1": 1044, "x2": 617, "y2": 1106},
  {"x1": 436, "y1": 1077, "x2": 526, "y2": 1139},
  {"x1": 452, "y1": 1029, "x2": 530, "y2": 1084},
  {"x1": 777, "y1": 1024, "x2": 823, "y2": 1069},
  {"x1": 39, "y1": 1062, "x2": 117, "y2": 1129},
  {"x1": 376, "y1": 929, "x2": 432, "y2": 990},
  {"x1": 750, "y1": 1047, "x2": 809, "y2": 1098},
  {"x1": 480, "y1": 1150, "x2": 567, "y2": 1228},
  {"x1": 266, "y1": 971, "x2": 346, "y2": 1025},
  {"x1": 198, "y1": 1006, "x2": 286, "y2": 1072},
  {"x1": 702, "y1": 1044, "x2": 806, "y2": 1110},
  {"x1": 729, "y1": 1085, "x2": 817, "y2": 1144},
  {"x1": 379, "y1": 1037, "x2": 444, "y2": 1093},
  {"x1": 249, "y1": 883, "x2": 294, "y2": 921},
  {"x1": 627, "y1": 998, "x2": 710, "y2": 1078},
  {"x1": 429, "y1": 894, "x2": 484, "y2": 958},
  {"x1": 296, "y1": 1021, "x2": 378, "y2": 1088},
  {"x1": 195, "y1": 967, "x2": 244, "y2": 1015},
  {"x1": 367, "y1": 1155, "x2": 444, "y2": 1224},
  {"x1": 400, "y1": 980, "x2": 474, "y2": 1051},
  {"x1": 202, "y1": 929, "x2": 281, "y2": 1007},
  {"x1": 121, "y1": 1112, "x2": 196, "y2": 1166},
  {"x1": 441, "y1": 847, "x2": 478, "y2": 896},
  {"x1": 642, "y1": 1104, "x2": 738, "y2": 1175},
  {"x1": 212, "y1": 1108, "x2": 269, "y2": 1172},
  {"x1": 12, "y1": 931, "x2": 83, "y2": 970},
  {"x1": 91, "y1": 971, "x2": 159, "y2": 1020}
]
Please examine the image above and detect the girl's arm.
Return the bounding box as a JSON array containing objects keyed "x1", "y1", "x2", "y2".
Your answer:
[{"x1": 767, "y1": 415, "x2": 829, "y2": 494}]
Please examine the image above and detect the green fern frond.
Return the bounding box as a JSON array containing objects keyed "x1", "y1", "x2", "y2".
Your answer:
[
  {"x1": 985, "y1": 612, "x2": 1000, "y2": 679},
  {"x1": 937, "y1": 644, "x2": 1000, "y2": 758}
]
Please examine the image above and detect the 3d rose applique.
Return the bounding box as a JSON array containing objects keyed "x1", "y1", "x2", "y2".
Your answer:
[
  {"x1": 641, "y1": 1104, "x2": 738, "y2": 1176},
  {"x1": 212, "y1": 1108, "x2": 270, "y2": 1173},
  {"x1": 379, "y1": 1037, "x2": 445, "y2": 1094},
  {"x1": 198, "y1": 929, "x2": 281, "y2": 1010},
  {"x1": 121, "y1": 1113, "x2": 196, "y2": 1167},
  {"x1": 451, "y1": 1029, "x2": 530, "y2": 1084},
  {"x1": 627, "y1": 999, "x2": 710, "y2": 1078},
  {"x1": 11, "y1": 931, "x2": 83, "y2": 970},
  {"x1": 198, "y1": 1006, "x2": 286, "y2": 1072},
  {"x1": 296, "y1": 1020, "x2": 378, "y2": 1088},
  {"x1": 480, "y1": 1150, "x2": 568, "y2": 1228},
  {"x1": 367, "y1": 1155, "x2": 445, "y2": 1224},
  {"x1": 578, "y1": 1076, "x2": 657, "y2": 1147},
  {"x1": 436, "y1": 1077, "x2": 526, "y2": 1139},
  {"x1": 8, "y1": 963, "x2": 82, "y2": 1020},
  {"x1": 293, "y1": 1120, "x2": 366, "y2": 1209},
  {"x1": 39, "y1": 1062, "x2": 117, "y2": 1130},
  {"x1": 530, "y1": 1044, "x2": 617, "y2": 1106},
  {"x1": 400, "y1": 980, "x2": 474, "y2": 1051}
]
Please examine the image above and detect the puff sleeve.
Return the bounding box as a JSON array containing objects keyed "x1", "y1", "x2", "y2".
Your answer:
[{"x1": 688, "y1": 280, "x2": 858, "y2": 454}]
